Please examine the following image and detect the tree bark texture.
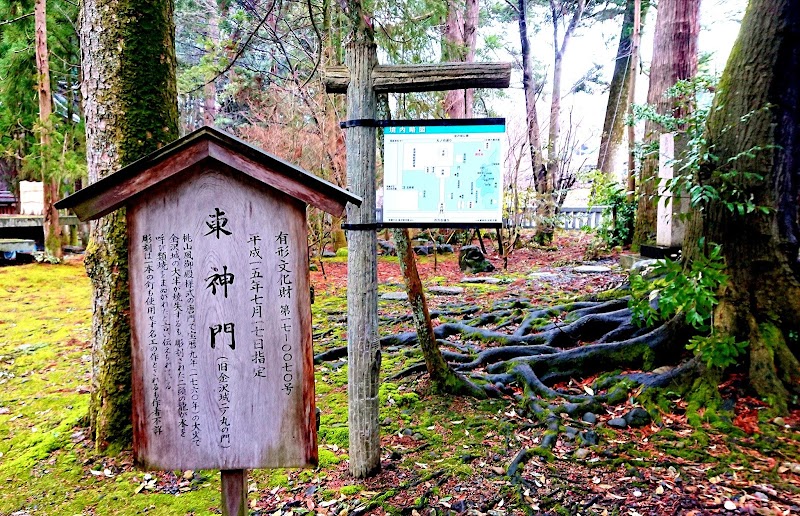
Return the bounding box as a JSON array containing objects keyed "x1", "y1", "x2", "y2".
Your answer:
[
  {"x1": 632, "y1": 0, "x2": 698, "y2": 248},
  {"x1": 80, "y1": 0, "x2": 179, "y2": 451},
  {"x1": 35, "y1": 0, "x2": 62, "y2": 259},
  {"x1": 344, "y1": 40, "x2": 381, "y2": 478},
  {"x1": 597, "y1": 0, "x2": 636, "y2": 176},
  {"x1": 684, "y1": 0, "x2": 800, "y2": 413},
  {"x1": 443, "y1": 0, "x2": 479, "y2": 118},
  {"x1": 392, "y1": 229, "x2": 452, "y2": 383},
  {"x1": 626, "y1": 0, "x2": 641, "y2": 202}
]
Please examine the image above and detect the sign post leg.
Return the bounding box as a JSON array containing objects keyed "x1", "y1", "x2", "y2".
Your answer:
[{"x1": 221, "y1": 469, "x2": 247, "y2": 516}]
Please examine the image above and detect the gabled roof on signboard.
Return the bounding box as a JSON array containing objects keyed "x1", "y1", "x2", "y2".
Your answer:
[{"x1": 55, "y1": 126, "x2": 361, "y2": 221}]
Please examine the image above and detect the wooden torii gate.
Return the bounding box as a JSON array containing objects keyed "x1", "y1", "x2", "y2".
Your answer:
[{"x1": 324, "y1": 44, "x2": 511, "y2": 478}]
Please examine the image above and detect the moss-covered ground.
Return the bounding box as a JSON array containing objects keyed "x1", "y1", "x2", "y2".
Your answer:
[{"x1": 1, "y1": 235, "x2": 799, "y2": 515}]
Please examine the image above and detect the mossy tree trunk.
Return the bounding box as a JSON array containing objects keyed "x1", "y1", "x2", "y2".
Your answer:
[
  {"x1": 632, "y1": 0, "x2": 698, "y2": 248},
  {"x1": 684, "y1": 0, "x2": 800, "y2": 414},
  {"x1": 80, "y1": 0, "x2": 179, "y2": 451}
]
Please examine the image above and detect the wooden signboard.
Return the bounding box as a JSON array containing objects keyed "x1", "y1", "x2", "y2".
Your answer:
[
  {"x1": 129, "y1": 171, "x2": 315, "y2": 469},
  {"x1": 56, "y1": 127, "x2": 361, "y2": 473}
]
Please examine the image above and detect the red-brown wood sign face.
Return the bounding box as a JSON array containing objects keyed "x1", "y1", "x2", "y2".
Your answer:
[{"x1": 128, "y1": 168, "x2": 317, "y2": 470}]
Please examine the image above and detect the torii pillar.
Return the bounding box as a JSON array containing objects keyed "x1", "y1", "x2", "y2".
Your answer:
[{"x1": 325, "y1": 45, "x2": 510, "y2": 477}]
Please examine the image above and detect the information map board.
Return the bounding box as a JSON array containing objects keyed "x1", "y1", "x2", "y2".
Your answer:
[{"x1": 382, "y1": 119, "x2": 505, "y2": 227}]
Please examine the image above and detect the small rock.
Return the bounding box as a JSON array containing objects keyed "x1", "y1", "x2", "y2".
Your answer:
[
  {"x1": 631, "y1": 259, "x2": 661, "y2": 278},
  {"x1": 633, "y1": 489, "x2": 642, "y2": 497},
  {"x1": 528, "y1": 272, "x2": 558, "y2": 281},
  {"x1": 564, "y1": 426, "x2": 578, "y2": 438},
  {"x1": 322, "y1": 249, "x2": 336, "y2": 258},
  {"x1": 490, "y1": 466, "x2": 506, "y2": 475},
  {"x1": 381, "y1": 418, "x2": 393, "y2": 426},
  {"x1": 772, "y1": 416, "x2": 786, "y2": 427},
  {"x1": 182, "y1": 470, "x2": 194, "y2": 480},
  {"x1": 574, "y1": 448, "x2": 591, "y2": 460},
  {"x1": 309, "y1": 263, "x2": 318, "y2": 271},
  {"x1": 582, "y1": 412, "x2": 598, "y2": 424},
  {"x1": 724, "y1": 500, "x2": 737, "y2": 511},
  {"x1": 540, "y1": 433, "x2": 558, "y2": 448},
  {"x1": 451, "y1": 499, "x2": 467, "y2": 513},
  {"x1": 580, "y1": 430, "x2": 599, "y2": 446},
  {"x1": 792, "y1": 463, "x2": 800, "y2": 474},
  {"x1": 460, "y1": 276, "x2": 501, "y2": 284},
  {"x1": 574, "y1": 265, "x2": 612, "y2": 273},
  {"x1": 562, "y1": 403, "x2": 580, "y2": 416},
  {"x1": 376, "y1": 239, "x2": 397, "y2": 256},
  {"x1": 380, "y1": 292, "x2": 408, "y2": 301},
  {"x1": 458, "y1": 245, "x2": 495, "y2": 273},
  {"x1": 624, "y1": 407, "x2": 651, "y2": 428},
  {"x1": 607, "y1": 417, "x2": 628, "y2": 429},
  {"x1": 412, "y1": 432, "x2": 424, "y2": 440},
  {"x1": 428, "y1": 286, "x2": 465, "y2": 295},
  {"x1": 401, "y1": 428, "x2": 413, "y2": 436},
  {"x1": 753, "y1": 491, "x2": 769, "y2": 501}
]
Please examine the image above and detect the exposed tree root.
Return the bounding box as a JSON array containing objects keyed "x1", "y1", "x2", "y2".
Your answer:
[{"x1": 316, "y1": 296, "x2": 711, "y2": 469}]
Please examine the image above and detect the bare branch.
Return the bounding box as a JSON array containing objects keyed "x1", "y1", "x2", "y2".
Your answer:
[{"x1": 1, "y1": 12, "x2": 34, "y2": 26}]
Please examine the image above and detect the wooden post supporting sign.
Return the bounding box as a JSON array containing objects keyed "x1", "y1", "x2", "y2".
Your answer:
[{"x1": 324, "y1": 54, "x2": 510, "y2": 477}]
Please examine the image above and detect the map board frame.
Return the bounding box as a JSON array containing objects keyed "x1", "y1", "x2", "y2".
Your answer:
[{"x1": 380, "y1": 118, "x2": 505, "y2": 229}]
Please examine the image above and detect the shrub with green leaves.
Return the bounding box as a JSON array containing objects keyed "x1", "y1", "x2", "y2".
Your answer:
[
  {"x1": 629, "y1": 241, "x2": 748, "y2": 368},
  {"x1": 584, "y1": 170, "x2": 636, "y2": 247}
]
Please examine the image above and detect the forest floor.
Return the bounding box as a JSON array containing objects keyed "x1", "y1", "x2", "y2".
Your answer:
[{"x1": 0, "y1": 231, "x2": 799, "y2": 516}]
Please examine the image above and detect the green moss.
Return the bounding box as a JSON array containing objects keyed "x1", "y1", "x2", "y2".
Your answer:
[
  {"x1": 340, "y1": 484, "x2": 363, "y2": 496},
  {"x1": 317, "y1": 448, "x2": 344, "y2": 468},
  {"x1": 318, "y1": 425, "x2": 349, "y2": 449}
]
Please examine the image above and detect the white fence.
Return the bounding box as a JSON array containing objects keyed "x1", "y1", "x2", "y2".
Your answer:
[
  {"x1": 559, "y1": 206, "x2": 606, "y2": 230},
  {"x1": 506, "y1": 206, "x2": 607, "y2": 231}
]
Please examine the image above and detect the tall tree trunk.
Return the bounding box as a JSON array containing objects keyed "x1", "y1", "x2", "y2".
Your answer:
[
  {"x1": 546, "y1": 0, "x2": 584, "y2": 189},
  {"x1": 684, "y1": 0, "x2": 800, "y2": 414},
  {"x1": 344, "y1": 5, "x2": 381, "y2": 474},
  {"x1": 80, "y1": 0, "x2": 179, "y2": 451},
  {"x1": 203, "y1": 4, "x2": 219, "y2": 126},
  {"x1": 518, "y1": 0, "x2": 544, "y2": 184},
  {"x1": 533, "y1": 0, "x2": 584, "y2": 244},
  {"x1": 597, "y1": 0, "x2": 638, "y2": 176},
  {"x1": 35, "y1": 0, "x2": 61, "y2": 259},
  {"x1": 443, "y1": 0, "x2": 479, "y2": 118},
  {"x1": 632, "y1": 0, "x2": 699, "y2": 248},
  {"x1": 626, "y1": 0, "x2": 641, "y2": 202}
]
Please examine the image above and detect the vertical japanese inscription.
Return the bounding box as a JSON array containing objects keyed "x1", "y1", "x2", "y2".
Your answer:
[
  {"x1": 205, "y1": 207, "x2": 235, "y2": 449},
  {"x1": 275, "y1": 231, "x2": 295, "y2": 395},
  {"x1": 170, "y1": 234, "x2": 188, "y2": 437},
  {"x1": 142, "y1": 234, "x2": 162, "y2": 435},
  {"x1": 184, "y1": 233, "x2": 200, "y2": 446},
  {"x1": 156, "y1": 234, "x2": 173, "y2": 390},
  {"x1": 249, "y1": 234, "x2": 266, "y2": 378}
]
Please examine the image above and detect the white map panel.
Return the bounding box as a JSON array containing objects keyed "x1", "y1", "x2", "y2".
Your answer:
[{"x1": 383, "y1": 122, "x2": 505, "y2": 225}]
